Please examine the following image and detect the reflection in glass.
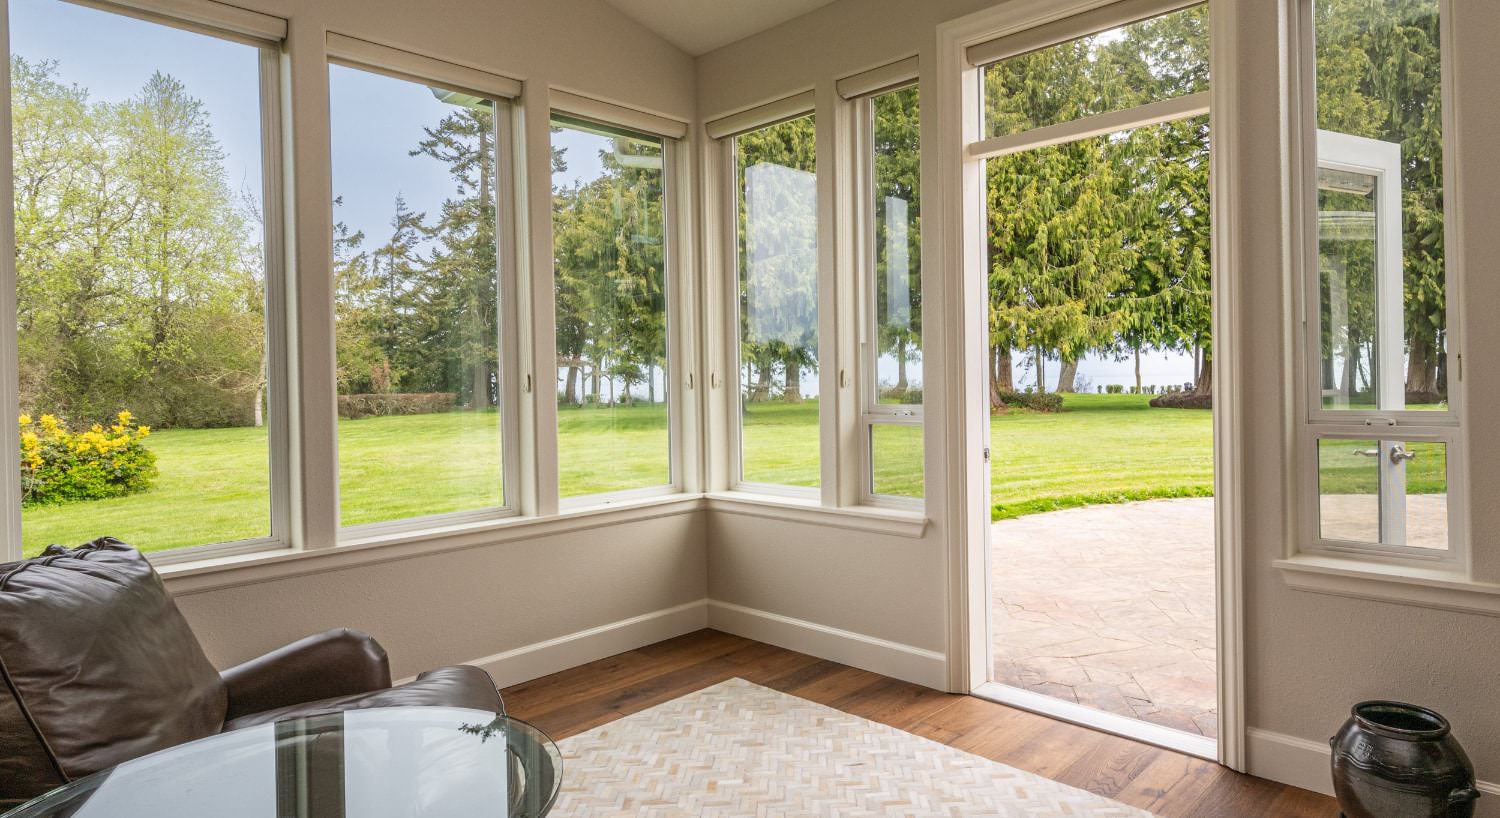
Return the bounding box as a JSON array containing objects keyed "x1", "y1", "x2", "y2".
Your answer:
[
  {"x1": 873, "y1": 87, "x2": 922, "y2": 405},
  {"x1": 1314, "y1": 0, "x2": 1448, "y2": 410},
  {"x1": 1317, "y1": 169, "x2": 1380, "y2": 409},
  {"x1": 329, "y1": 66, "x2": 504, "y2": 526},
  {"x1": 736, "y1": 114, "x2": 820, "y2": 487},
  {"x1": 1318, "y1": 438, "x2": 1382, "y2": 544},
  {"x1": 551, "y1": 116, "x2": 670, "y2": 498}
]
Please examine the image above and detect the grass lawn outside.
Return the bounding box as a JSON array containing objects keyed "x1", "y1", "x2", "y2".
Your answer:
[{"x1": 36, "y1": 392, "x2": 1434, "y2": 557}]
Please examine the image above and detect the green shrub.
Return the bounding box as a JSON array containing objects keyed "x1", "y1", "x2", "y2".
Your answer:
[
  {"x1": 996, "y1": 390, "x2": 1063, "y2": 413},
  {"x1": 19, "y1": 411, "x2": 157, "y2": 506}
]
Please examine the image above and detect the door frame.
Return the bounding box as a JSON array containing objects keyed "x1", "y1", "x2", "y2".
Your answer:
[{"x1": 933, "y1": 0, "x2": 1247, "y2": 770}]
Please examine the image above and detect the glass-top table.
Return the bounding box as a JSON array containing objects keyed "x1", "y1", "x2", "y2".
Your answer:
[{"x1": 2, "y1": 706, "x2": 561, "y2": 818}]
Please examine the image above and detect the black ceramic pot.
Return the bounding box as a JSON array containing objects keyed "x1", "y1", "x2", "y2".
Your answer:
[{"x1": 1330, "y1": 701, "x2": 1479, "y2": 818}]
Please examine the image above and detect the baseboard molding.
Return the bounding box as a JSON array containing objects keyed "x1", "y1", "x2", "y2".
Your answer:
[
  {"x1": 457, "y1": 599, "x2": 709, "y2": 689},
  {"x1": 1248, "y1": 727, "x2": 1500, "y2": 806},
  {"x1": 706, "y1": 600, "x2": 948, "y2": 690}
]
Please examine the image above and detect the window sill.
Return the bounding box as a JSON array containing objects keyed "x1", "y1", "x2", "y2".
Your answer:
[
  {"x1": 1274, "y1": 553, "x2": 1500, "y2": 616},
  {"x1": 705, "y1": 491, "x2": 929, "y2": 539},
  {"x1": 159, "y1": 493, "x2": 706, "y2": 596}
]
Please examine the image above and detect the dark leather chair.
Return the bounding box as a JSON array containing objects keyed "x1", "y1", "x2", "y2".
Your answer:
[{"x1": 0, "y1": 538, "x2": 504, "y2": 808}]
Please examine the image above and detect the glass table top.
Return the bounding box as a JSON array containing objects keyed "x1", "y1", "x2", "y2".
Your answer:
[{"x1": 3, "y1": 706, "x2": 561, "y2": 818}]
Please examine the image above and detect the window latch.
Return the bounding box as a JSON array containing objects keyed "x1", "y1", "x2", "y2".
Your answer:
[{"x1": 983, "y1": 447, "x2": 990, "y2": 462}]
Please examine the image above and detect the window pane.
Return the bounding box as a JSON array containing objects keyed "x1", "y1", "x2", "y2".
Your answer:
[
  {"x1": 982, "y1": 4, "x2": 1208, "y2": 139},
  {"x1": 736, "y1": 114, "x2": 819, "y2": 487},
  {"x1": 1317, "y1": 166, "x2": 1380, "y2": 409},
  {"x1": 873, "y1": 86, "x2": 922, "y2": 406},
  {"x1": 1314, "y1": 0, "x2": 1447, "y2": 410},
  {"x1": 329, "y1": 65, "x2": 503, "y2": 526},
  {"x1": 1318, "y1": 438, "x2": 1382, "y2": 544},
  {"x1": 551, "y1": 116, "x2": 670, "y2": 497},
  {"x1": 11, "y1": 0, "x2": 273, "y2": 556},
  {"x1": 870, "y1": 424, "x2": 922, "y2": 499}
]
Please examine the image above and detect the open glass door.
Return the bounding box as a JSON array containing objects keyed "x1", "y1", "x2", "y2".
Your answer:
[{"x1": 1314, "y1": 129, "x2": 1450, "y2": 551}]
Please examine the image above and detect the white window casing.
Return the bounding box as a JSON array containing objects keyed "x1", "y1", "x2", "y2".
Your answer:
[{"x1": 326, "y1": 32, "x2": 521, "y2": 101}]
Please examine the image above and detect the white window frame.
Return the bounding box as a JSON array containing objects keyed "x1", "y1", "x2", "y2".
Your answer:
[
  {"x1": 326, "y1": 40, "x2": 525, "y2": 541},
  {"x1": 852, "y1": 82, "x2": 924, "y2": 509},
  {"x1": 547, "y1": 110, "x2": 685, "y2": 509},
  {"x1": 1288, "y1": 0, "x2": 1466, "y2": 567},
  {"x1": 0, "y1": 0, "x2": 293, "y2": 566},
  {"x1": 719, "y1": 107, "x2": 825, "y2": 501}
]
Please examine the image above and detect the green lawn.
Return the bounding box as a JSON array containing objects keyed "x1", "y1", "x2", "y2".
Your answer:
[{"x1": 22, "y1": 393, "x2": 1229, "y2": 556}]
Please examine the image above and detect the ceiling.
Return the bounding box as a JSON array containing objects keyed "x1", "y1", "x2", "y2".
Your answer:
[{"x1": 601, "y1": 0, "x2": 841, "y2": 55}]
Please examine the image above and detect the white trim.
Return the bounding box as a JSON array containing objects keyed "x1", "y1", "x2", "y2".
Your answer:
[
  {"x1": 548, "y1": 89, "x2": 688, "y2": 140},
  {"x1": 836, "y1": 55, "x2": 919, "y2": 100},
  {"x1": 706, "y1": 600, "x2": 947, "y2": 689},
  {"x1": 325, "y1": 32, "x2": 521, "y2": 100},
  {"x1": 1208, "y1": 0, "x2": 1248, "y2": 773},
  {"x1": 65, "y1": 0, "x2": 285, "y2": 43},
  {"x1": 967, "y1": 92, "x2": 1210, "y2": 160},
  {"x1": 975, "y1": 682, "x2": 1217, "y2": 759},
  {"x1": 161, "y1": 494, "x2": 705, "y2": 595},
  {"x1": 1274, "y1": 553, "x2": 1500, "y2": 616},
  {"x1": 447, "y1": 599, "x2": 710, "y2": 689},
  {"x1": 706, "y1": 491, "x2": 928, "y2": 538},
  {"x1": 964, "y1": 0, "x2": 1202, "y2": 67},
  {"x1": 0, "y1": 3, "x2": 19, "y2": 563},
  {"x1": 704, "y1": 90, "x2": 817, "y2": 141},
  {"x1": 1245, "y1": 728, "x2": 1336, "y2": 796},
  {"x1": 1248, "y1": 726, "x2": 1500, "y2": 799}
]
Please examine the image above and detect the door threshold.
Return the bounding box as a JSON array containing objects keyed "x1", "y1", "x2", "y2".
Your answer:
[{"x1": 972, "y1": 681, "x2": 1218, "y2": 761}]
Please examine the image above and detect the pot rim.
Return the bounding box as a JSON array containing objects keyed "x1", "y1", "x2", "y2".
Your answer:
[{"x1": 1351, "y1": 700, "x2": 1451, "y2": 740}]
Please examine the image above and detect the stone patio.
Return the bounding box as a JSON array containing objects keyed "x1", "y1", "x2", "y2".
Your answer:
[{"x1": 991, "y1": 497, "x2": 1219, "y2": 738}]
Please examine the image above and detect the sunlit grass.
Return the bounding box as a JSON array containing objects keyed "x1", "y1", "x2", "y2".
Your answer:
[{"x1": 19, "y1": 393, "x2": 1248, "y2": 556}]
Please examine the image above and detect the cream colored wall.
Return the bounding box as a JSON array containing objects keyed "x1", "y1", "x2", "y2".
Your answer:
[
  {"x1": 153, "y1": 0, "x2": 706, "y2": 674},
  {"x1": 177, "y1": 511, "x2": 708, "y2": 676},
  {"x1": 695, "y1": 0, "x2": 1500, "y2": 793}
]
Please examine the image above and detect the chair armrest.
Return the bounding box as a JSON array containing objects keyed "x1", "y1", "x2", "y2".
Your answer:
[{"x1": 221, "y1": 628, "x2": 392, "y2": 721}]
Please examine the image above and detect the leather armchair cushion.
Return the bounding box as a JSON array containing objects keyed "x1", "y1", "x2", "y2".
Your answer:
[
  {"x1": 0, "y1": 539, "x2": 227, "y2": 782},
  {"x1": 222, "y1": 665, "x2": 504, "y2": 730},
  {"x1": 222, "y1": 628, "x2": 392, "y2": 721}
]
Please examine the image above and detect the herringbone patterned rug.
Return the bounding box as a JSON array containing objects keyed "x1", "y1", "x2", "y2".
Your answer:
[{"x1": 550, "y1": 677, "x2": 1156, "y2": 816}]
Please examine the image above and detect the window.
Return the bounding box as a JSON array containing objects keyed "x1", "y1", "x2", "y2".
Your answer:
[
  {"x1": 863, "y1": 85, "x2": 922, "y2": 500},
  {"x1": 328, "y1": 63, "x2": 508, "y2": 528},
  {"x1": 734, "y1": 113, "x2": 819, "y2": 489},
  {"x1": 551, "y1": 115, "x2": 672, "y2": 499},
  {"x1": 1298, "y1": 0, "x2": 1459, "y2": 556},
  {"x1": 8, "y1": 0, "x2": 284, "y2": 557}
]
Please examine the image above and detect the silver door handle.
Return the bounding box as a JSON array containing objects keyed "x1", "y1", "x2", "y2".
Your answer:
[
  {"x1": 1390, "y1": 446, "x2": 1418, "y2": 464},
  {"x1": 1354, "y1": 448, "x2": 1381, "y2": 457}
]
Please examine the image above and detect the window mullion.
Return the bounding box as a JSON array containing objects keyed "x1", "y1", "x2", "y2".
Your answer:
[{"x1": 0, "y1": 13, "x2": 21, "y2": 562}]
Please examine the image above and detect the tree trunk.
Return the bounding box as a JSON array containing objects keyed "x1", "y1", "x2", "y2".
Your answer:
[
  {"x1": 995, "y1": 347, "x2": 1013, "y2": 392},
  {"x1": 1033, "y1": 348, "x2": 1046, "y2": 394},
  {"x1": 894, "y1": 339, "x2": 908, "y2": 397},
  {"x1": 590, "y1": 366, "x2": 601, "y2": 403},
  {"x1": 1134, "y1": 347, "x2": 1143, "y2": 394},
  {"x1": 784, "y1": 357, "x2": 802, "y2": 403},
  {"x1": 1406, "y1": 333, "x2": 1439, "y2": 398},
  {"x1": 1055, "y1": 357, "x2": 1078, "y2": 393},
  {"x1": 648, "y1": 364, "x2": 656, "y2": 404},
  {"x1": 1195, "y1": 347, "x2": 1213, "y2": 395},
  {"x1": 564, "y1": 366, "x2": 579, "y2": 405},
  {"x1": 751, "y1": 361, "x2": 772, "y2": 402}
]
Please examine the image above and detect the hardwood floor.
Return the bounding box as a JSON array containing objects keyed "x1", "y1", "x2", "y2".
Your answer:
[{"x1": 502, "y1": 629, "x2": 1338, "y2": 817}]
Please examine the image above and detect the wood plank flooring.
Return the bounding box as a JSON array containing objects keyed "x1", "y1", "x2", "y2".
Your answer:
[{"x1": 501, "y1": 629, "x2": 1338, "y2": 817}]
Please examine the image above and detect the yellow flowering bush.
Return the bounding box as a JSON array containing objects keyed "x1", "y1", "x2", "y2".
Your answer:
[{"x1": 19, "y1": 411, "x2": 157, "y2": 506}]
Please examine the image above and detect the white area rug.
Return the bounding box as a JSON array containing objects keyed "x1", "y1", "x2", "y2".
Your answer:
[{"x1": 551, "y1": 677, "x2": 1155, "y2": 817}]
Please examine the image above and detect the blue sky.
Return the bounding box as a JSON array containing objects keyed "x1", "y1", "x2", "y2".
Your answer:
[{"x1": 11, "y1": 0, "x2": 603, "y2": 261}]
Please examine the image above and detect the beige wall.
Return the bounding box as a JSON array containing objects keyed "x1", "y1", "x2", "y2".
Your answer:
[
  {"x1": 177, "y1": 511, "x2": 708, "y2": 676},
  {"x1": 696, "y1": 0, "x2": 1500, "y2": 792}
]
